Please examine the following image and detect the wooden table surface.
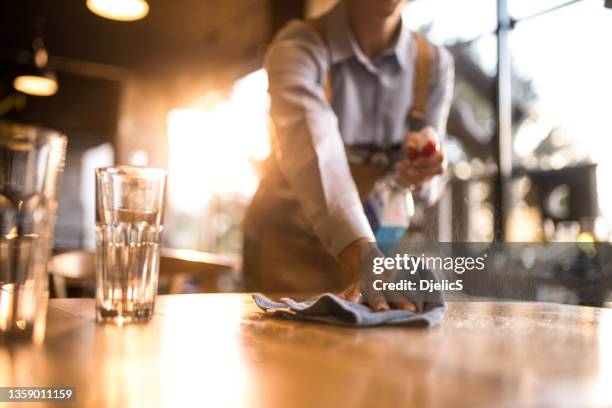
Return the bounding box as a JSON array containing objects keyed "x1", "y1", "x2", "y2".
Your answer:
[{"x1": 2, "y1": 294, "x2": 612, "y2": 408}]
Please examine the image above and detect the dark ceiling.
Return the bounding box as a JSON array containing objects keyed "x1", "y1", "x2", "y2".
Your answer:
[
  {"x1": 0, "y1": 0, "x2": 277, "y2": 76},
  {"x1": 0, "y1": 0, "x2": 305, "y2": 138}
]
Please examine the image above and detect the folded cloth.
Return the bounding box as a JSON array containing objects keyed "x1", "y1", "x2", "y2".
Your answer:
[{"x1": 252, "y1": 292, "x2": 445, "y2": 327}]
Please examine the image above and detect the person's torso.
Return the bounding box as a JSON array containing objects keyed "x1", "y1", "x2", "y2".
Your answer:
[
  {"x1": 329, "y1": 50, "x2": 416, "y2": 147},
  {"x1": 247, "y1": 2, "x2": 437, "y2": 235},
  {"x1": 314, "y1": 1, "x2": 423, "y2": 147}
]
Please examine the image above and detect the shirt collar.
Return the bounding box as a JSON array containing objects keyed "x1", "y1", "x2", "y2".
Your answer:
[{"x1": 320, "y1": 1, "x2": 413, "y2": 70}]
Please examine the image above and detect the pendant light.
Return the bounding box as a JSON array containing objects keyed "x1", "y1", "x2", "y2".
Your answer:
[
  {"x1": 13, "y1": 36, "x2": 58, "y2": 97},
  {"x1": 86, "y1": 0, "x2": 149, "y2": 22}
]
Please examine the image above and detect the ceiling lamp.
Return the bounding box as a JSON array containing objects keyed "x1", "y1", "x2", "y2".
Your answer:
[
  {"x1": 13, "y1": 72, "x2": 58, "y2": 97},
  {"x1": 86, "y1": 0, "x2": 149, "y2": 22},
  {"x1": 13, "y1": 37, "x2": 58, "y2": 97}
]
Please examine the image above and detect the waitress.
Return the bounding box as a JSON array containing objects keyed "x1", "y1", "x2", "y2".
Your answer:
[{"x1": 243, "y1": 0, "x2": 453, "y2": 311}]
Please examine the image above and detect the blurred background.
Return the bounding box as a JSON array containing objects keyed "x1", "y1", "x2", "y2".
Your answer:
[{"x1": 1, "y1": 0, "x2": 612, "y2": 298}]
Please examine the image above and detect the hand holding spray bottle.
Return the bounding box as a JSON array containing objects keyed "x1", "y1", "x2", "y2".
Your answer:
[{"x1": 364, "y1": 126, "x2": 440, "y2": 255}]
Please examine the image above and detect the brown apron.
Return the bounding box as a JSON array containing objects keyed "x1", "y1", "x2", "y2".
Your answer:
[
  {"x1": 243, "y1": 159, "x2": 387, "y2": 293},
  {"x1": 242, "y1": 21, "x2": 435, "y2": 294}
]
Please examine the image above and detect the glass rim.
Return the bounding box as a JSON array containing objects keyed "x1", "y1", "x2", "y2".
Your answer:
[
  {"x1": 96, "y1": 164, "x2": 167, "y2": 179},
  {"x1": 0, "y1": 120, "x2": 67, "y2": 144}
]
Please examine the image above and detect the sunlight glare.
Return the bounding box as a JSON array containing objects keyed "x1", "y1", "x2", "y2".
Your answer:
[{"x1": 167, "y1": 69, "x2": 270, "y2": 214}]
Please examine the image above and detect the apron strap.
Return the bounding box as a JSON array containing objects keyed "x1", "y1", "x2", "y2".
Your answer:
[{"x1": 408, "y1": 32, "x2": 435, "y2": 131}]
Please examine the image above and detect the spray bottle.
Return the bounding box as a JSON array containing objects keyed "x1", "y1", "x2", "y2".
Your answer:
[{"x1": 364, "y1": 127, "x2": 440, "y2": 255}]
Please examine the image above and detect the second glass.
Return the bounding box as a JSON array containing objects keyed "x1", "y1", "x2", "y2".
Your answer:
[
  {"x1": 95, "y1": 165, "x2": 166, "y2": 324},
  {"x1": 0, "y1": 122, "x2": 66, "y2": 341}
]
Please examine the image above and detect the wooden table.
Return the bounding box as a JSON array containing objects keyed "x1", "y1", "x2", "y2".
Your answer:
[{"x1": 2, "y1": 294, "x2": 612, "y2": 408}]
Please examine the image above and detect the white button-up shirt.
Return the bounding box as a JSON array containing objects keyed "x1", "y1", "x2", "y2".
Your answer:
[{"x1": 262, "y1": 0, "x2": 454, "y2": 256}]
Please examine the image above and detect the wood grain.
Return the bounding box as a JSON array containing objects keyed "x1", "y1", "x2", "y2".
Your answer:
[{"x1": 1, "y1": 294, "x2": 611, "y2": 408}]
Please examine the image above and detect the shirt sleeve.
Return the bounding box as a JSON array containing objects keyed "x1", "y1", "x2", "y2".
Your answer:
[
  {"x1": 264, "y1": 21, "x2": 375, "y2": 257},
  {"x1": 413, "y1": 45, "x2": 455, "y2": 205}
]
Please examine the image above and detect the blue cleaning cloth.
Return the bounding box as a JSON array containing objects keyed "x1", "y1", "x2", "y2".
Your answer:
[{"x1": 253, "y1": 292, "x2": 446, "y2": 327}]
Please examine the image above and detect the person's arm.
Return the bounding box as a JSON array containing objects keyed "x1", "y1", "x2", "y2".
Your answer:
[
  {"x1": 265, "y1": 22, "x2": 375, "y2": 257},
  {"x1": 409, "y1": 46, "x2": 455, "y2": 205}
]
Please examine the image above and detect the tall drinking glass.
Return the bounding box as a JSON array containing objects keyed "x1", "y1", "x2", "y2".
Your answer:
[
  {"x1": 0, "y1": 122, "x2": 66, "y2": 341},
  {"x1": 95, "y1": 165, "x2": 166, "y2": 324}
]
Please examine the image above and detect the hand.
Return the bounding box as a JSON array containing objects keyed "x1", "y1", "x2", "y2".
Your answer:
[
  {"x1": 339, "y1": 277, "x2": 417, "y2": 312},
  {"x1": 396, "y1": 127, "x2": 446, "y2": 189},
  {"x1": 395, "y1": 152, "x2": 445, "y2": 189},
  {"x1": 337, "y1": 238, "x2": 416, "y2": 312}
]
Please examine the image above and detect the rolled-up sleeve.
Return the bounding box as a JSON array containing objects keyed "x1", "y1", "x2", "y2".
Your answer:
[
  {"x1": 413, "y1": 45, "x2": 455, "y2": 205},
  {"x1": 264, "y1": 22, "x2": 374, "y2": 256}
]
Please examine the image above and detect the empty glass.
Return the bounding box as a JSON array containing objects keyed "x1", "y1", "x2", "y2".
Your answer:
[
  {"x1": 95, "y1": 165, "x2": 166, "y2": 324},
  {"x1": 0, "y1": 122, "x2": 67, "y2": 341}
]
